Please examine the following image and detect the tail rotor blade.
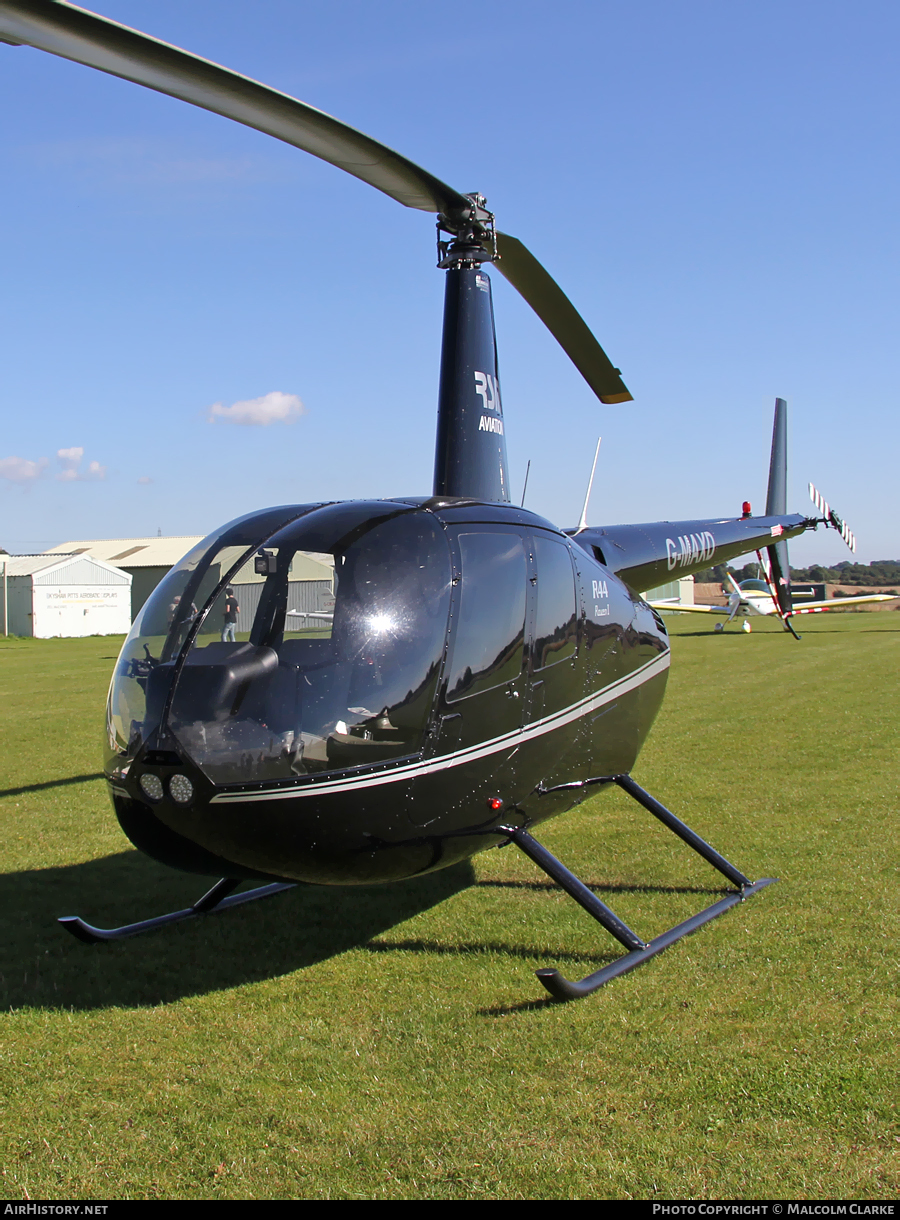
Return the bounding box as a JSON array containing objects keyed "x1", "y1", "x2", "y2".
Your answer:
[
  {"x1": 493, "y1": 233, "x2": 632, "y2": 405},
  {"x1": 808, "y1": 482, "x2": 829, "y2": 517},
  {"x1": 808, "y1": 483, "x2": 857, "y2": 553}
]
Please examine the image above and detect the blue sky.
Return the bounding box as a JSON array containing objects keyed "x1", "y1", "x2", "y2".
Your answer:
[{"x1": 1, "y1": 0, "x2": 897, "y2": 565}]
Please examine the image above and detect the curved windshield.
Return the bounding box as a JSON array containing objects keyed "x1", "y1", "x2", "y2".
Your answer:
[
  {"x1": 739, "y1": 579, "x2": 770, "y2": 594},
  {"x1": 105, "y1": 504, "x2": 320, "y2": 766},
  {"x1": 164, "y1": 505, "x2": 452, "y2": 784}
]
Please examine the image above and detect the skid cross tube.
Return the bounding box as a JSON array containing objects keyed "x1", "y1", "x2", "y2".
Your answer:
[
  {"x1": 58, "y1": 878, "x2": 296, "y2": 944},
  {"x1": 613, "y1": 774, "x2": 751, "y2": 888},
  {"x1": 502, "y1": 827, "x2": 647, "y2": 952},
  {"x1": 504, "y1": 775, "x2": 775, "y2": 1000}
]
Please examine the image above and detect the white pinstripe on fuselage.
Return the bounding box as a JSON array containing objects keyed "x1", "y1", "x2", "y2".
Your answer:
[{"x1": 208, "y1": 648, "x2": 671, "y2": 804}]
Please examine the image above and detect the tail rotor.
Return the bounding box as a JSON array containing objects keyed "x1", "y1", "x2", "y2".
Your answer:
[{"x1": 809, "y1": 484, "x2": 857, "y2": 553}]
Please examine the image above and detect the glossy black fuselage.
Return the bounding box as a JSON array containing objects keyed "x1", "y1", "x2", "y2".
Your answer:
[{"x1": 105, "y1": 498, "x2": 669, "y2": 886}]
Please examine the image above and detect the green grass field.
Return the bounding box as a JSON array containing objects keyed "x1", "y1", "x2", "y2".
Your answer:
[{"x1": 1, "y1": 614, "x2": 897, "y2": 1200}]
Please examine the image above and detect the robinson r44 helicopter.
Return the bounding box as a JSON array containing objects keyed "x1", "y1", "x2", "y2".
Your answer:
[{"x1": 0, "y1": 0, "x2": 861, "y2": 1000}]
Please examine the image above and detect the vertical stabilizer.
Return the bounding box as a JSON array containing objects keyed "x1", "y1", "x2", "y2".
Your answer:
[
  {"x1": 433, "y1": 267, "x2": 510, "y2": 502},
  {"x1": 764, "y1": 398, "x2": 793, "y2": 618},
  {"x1": 766, "y1": 398, "x2": 788, "y2": 516}
]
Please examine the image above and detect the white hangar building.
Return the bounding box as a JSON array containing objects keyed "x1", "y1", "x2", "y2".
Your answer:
[
  {"x1": 45, "y1": 536, "x2": 203, "y2": 620},
  {"x1": 2, "y1": 554, "x2": 132, "y2": 638}
]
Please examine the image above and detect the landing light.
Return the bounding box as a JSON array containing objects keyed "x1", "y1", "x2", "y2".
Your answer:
[
  {"x1": 139, "y1": 773, "x2": 163, "y2": 802},
  {"x1": 169, "y1": 774, "x2": 194, "y2": 805}
]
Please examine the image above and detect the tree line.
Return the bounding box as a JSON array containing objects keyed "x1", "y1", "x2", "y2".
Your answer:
[{"x1": 692, "y1": 560, "x2": 900, "y2": 587}]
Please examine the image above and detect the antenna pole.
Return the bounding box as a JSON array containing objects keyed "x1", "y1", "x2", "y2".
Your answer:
[
  {"x1": 520, "y1": 460, "x2": 531, "y2": 507},
  {"x1": 576, "y1": 437, "x2": 602, "y2": 533}
]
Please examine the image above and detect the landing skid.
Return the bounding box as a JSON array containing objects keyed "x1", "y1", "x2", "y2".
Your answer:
[
  {"x1": 58, "y1": 877, "x2": 296, "y2": 944},
  {"x1": 504, "y1": 774, "x2": 776, "y2": 1001}
]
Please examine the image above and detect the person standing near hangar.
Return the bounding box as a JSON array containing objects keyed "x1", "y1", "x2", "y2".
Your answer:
[{"x1": 221, "y1": 587, "x2": 239, "y2": 642}]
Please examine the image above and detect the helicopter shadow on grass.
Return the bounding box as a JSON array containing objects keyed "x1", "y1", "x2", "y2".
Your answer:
[
  {"x1": 0, "y1": 849, "x2": 482, "y2": 1011},
  {"x1": 0, "y1": 848, "x2": 628, "y2": 1012},
  {"x1": 0, "y1": 850, "x2": 713, "y2": 1012}
]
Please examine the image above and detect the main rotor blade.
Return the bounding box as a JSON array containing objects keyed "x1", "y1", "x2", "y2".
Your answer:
[
  {"x1": 0, "y1": 0, "x2": 470, "y2": 218},
  {"x1": 1, "y1": 2, "x2": 633, "y2": 406},
  {"x1": 493, "y1": 233, "x2": 633, "y2": 405}
]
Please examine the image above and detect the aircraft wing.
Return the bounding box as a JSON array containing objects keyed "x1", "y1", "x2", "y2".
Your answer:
[
  {"x1": 645, "y1": 601, "x2": 729, "y2": 615},
  {"x1": 793, "y1": 594, "x2": 896, "y2": 613}
]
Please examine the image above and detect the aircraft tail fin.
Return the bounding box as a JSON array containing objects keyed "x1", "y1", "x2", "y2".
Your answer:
[{"x1": 763, "y1": 398, "x2": 794, "y2": 622}]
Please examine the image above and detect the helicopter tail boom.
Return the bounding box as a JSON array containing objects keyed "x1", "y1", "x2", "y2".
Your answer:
[{"x1": 572, "y1": 512, "x2": 812, "y2": 595}]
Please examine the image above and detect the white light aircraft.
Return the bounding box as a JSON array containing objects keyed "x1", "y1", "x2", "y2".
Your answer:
[{"x1": 648, "y1": 572, "x2": 894, "y2": 633}]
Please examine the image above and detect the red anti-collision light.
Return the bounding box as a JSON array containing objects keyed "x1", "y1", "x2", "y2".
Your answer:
[
  {"x1": 741, "y1": 501, "x2": 752, "y2": 518},
  {"x1": 487, "y1": 797, "x2": 503, "y2": 811}
]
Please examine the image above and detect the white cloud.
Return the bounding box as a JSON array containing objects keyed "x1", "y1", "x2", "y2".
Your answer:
[
  {"x1": 0, "y1": 456, "x2": 47, "y2": 483},
  {"x1": 207, "y1": 391, "x2": 306, "y2": 427},
  {"x1": 56, "y1": 446, "x2": 83, "y2": 481},
  {"x1": 137, "y1": 476, "x2": 153, "y2": 485},
  {"x1": 55, "y1": 447, "x2": 106, "y2": 481}
]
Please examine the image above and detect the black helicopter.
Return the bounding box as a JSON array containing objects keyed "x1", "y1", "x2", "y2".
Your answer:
[{"x1": 0, "y1": 0, "x2": 856, "y2": 1000}]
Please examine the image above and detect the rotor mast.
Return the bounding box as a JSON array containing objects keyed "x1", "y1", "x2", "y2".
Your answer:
[{"x1": 433, "y1": 194, "x2": 510, "y2": 503}]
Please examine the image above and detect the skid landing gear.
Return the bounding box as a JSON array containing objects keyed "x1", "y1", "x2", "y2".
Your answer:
[
  {"x1": 504, "y1": 774, "x2": 775, "y2": 1001},
  {"x1": 58, "y1": 877, "x2": 296, "y2": 944}
]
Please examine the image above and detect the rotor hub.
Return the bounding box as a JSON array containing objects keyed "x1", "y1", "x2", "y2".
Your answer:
[{"x1": 437, "y1": 193, "x2": 497, "y2": 268}]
